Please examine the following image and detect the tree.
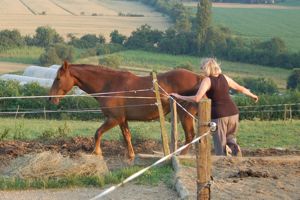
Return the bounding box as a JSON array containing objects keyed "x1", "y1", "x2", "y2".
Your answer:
[
  {"x1": 0, "y1": 29, "x2": 25, "y2": 50},
  {"x1": 287, "y1": 68, "x2": 300, "y2": 91},
  {"x1": 39, "y1": 43, "x2": 75, "y2": 66},
  {"x1": 110, "y1": 30, "x2": 127, "y2": 44},
  {"x1": 33, "y1": 26, "x2": 64, "y2": 47},
  {"x1": 195, "y1": 0, "x2": 212, "y2": 52}
]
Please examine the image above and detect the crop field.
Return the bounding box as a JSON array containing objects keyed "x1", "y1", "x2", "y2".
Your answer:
[
  {"x1": 184, "y1": 2, "x2": 300, "y2": 52},
  {"x1": 0, "y1": 0, "x2": 170, "y2": 40}
]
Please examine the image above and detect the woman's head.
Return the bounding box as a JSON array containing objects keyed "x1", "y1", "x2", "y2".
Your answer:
[{"x1": 200, "y1": 58, "x2": 222, "y2": 76}]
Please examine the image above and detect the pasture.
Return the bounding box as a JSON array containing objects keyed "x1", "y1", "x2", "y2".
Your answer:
[
  {"x1": 0, "y1": 0, "x2": 170, "y2": 40},
  {"x1": 184, "y1": 2, "x2": 300, "y2": 52},
  {"x1": 112, "y1": 50, "x2": 291, "y2": 90}
]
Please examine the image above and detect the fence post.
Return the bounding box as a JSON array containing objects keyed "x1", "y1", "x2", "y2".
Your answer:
[
  {"x1": 170, "y1": 98, "x2": 178, "y2": 153},
  {"x1": 284, "y1": 104, "x2": 287, "y2": 120},
  {"x1": 197, "y1": 99, "x2": 211, "y2": 200},
  {"x1": 152, "y1": 72, "x2": 170, "y2": 156}
]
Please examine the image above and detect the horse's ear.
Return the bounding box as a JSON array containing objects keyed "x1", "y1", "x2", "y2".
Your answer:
[{"x1": 63, "y1": 60, "x2": 69, "y2": 71}]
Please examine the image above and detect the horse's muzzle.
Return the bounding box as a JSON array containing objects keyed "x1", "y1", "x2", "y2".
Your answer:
[{"x1": 49, "y1": 97, "x2": 60, "y2": 105}]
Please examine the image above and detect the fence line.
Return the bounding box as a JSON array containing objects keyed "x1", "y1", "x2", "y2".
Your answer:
[
  {"x1": 0, "y1": 88, "x2": 153, "y2": 100},
  {"x1": 0, "y1": 104, "x2": 158, "y2": 115}
]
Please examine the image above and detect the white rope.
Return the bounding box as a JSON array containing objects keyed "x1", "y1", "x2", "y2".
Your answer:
[
  {"x1": 0, "y1": 104, "x2": 157, "y2": 115},
  {"x1": 0, "y1": 88, "x2": 153, "y2": 100},
  {"x1": 156, "y1": 82, "x2": 198, "y2": 121},
  {"x1": 89, "y1": 130, "x2": 211, "y2": 200},
  {"x1": 238, "y1": 103, "x2": 300, "y2": 108}
]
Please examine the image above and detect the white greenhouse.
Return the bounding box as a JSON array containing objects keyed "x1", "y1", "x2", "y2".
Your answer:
[
  {"x1": 23, "y1": 66, "x2": 58, "y2": 79},
  {"x1": 0, "y1": 74, "x2": 54, "y2": 88}
]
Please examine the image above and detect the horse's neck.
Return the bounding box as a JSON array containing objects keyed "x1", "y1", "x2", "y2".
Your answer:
[{"x1": 70, "y1": 66, "x2": 111, "y2": 94}]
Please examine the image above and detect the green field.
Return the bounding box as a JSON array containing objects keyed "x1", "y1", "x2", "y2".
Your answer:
[
  {"x1": 1, "y1": 118, "x2": 299, "y2": 149},
  {"x1": 112, "y1": 50, "x2": 291, "y2": 90},
  {"x1": 0, "y1": 46, "x2": 43, "y2": 64},
  {"x1": 0, "y1": 47, "x2": 292, "y2": 89},
  {"x1": 187, "y1": 6, "x2": 300, "y2": 52},
  {"x1": 212, "y1": 8, "x2": 300, "y2": 52},
  {"x1": 278, "y1": 0, "x2": 300, "y2": 6}
]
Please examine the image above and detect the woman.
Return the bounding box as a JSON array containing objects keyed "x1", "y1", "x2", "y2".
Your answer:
[{"x1": 171, "y1": 58, "x2": 258, "y2": 156}]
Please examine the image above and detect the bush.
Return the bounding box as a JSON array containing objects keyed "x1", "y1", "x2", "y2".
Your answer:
[
  {"x1": 125, "y1": 24, "x2": 163, "y2": 50},
  {"x1": 235, "y1": 77, "x2": 278, "y2": 94},
  {"x1": 69, "y1": 34, "x2": 106, "y2": 49},
  {"x1": 99, "y1": 54, "x2": 122, "y2": 68},
  {"x1": 27, "y1": 26, "x2": 64, "y2": 47},
  {"x1": 96, "y1": 43, "x2": 125, "y2": 55},
  {"x1": 39, "y1": 43, "x2": 75, "y2": 66},
  {"x1": 0, "y1": 80, "x2": 101, "y2": 120},
  {"x1": 287, "y1": 68, "x2": 300, "y2": 91},
  {"x1": 0, "y1": 29, "x2": 25, "y2": 51},
  {"x1": 110, "y1": 30, "x2": 127, "y2": 44}
]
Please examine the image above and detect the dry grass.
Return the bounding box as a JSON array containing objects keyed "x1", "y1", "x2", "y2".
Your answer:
[
  {"x1": 2, "y1": 151, "x2": 108, "y2": 179},
  {"x1": 0, "y1": 62, "x2": 29, "y2": 74},
  {"x1": 0, "y1": 0, "x2": 170, "y2": 40}
]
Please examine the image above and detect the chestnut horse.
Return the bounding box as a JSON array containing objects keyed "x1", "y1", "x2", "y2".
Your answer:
[{"x1": 49, "y1": 61, "x2": 204, "y2": 159}]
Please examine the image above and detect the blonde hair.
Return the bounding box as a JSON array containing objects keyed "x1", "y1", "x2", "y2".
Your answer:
[{"x1": 200, "y1": 58, "x2": 222, "y2": 76}]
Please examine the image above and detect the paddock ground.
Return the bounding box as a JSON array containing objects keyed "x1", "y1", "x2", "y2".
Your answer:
[{"x1": 0, "y1": 137, "x2": 300, "y2": 199}]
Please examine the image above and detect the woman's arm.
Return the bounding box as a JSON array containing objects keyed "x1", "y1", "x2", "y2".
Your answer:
[
  {"x1": 224, "y1": 75, "x2": 259, "y2": 102},
  {"x1": 170, "y1": 77, "x2": 211, "y2": 103}
]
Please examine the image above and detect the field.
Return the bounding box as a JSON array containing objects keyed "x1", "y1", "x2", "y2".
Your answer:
[
  {"x1": 112, "y1": 50, "x2": 291, "y2": 90},
  {"x1": 0, "y1": 0, "x2": 170, "y2": 40},
  {"x1": 0, "y1": 48, "x2": 292, "y2": 89},
  {"x1": 184, "y1": 2, "x2": 300, "y2": 52}
]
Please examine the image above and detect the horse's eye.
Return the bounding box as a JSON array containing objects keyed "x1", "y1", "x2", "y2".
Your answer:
[{"x1": 56, "y1": 78, "x2": 60, "y2": 81}]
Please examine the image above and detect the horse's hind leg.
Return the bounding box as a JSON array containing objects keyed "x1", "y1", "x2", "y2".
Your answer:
[
  {"x1": 178, "y1": 103, "x2": 197, "y2": 155},
  {"x1": 94, "y1": 118, "x2": 119, "y2": 156},
  {"x1": 119, "y1": 120, "x2": 135, "y2": 160}
]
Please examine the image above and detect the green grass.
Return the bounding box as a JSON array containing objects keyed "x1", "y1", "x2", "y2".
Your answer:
[
  {"x1": 278, "y1": 0, "x2": 300, "y2": 6},
  {"x1": 187, "y1": 6, "x2": 300, "y2": 52},
  {"x1": 238, "y1": 120, "x2": 300, "y2": 149},
  {"x1": 0, "y1": 165, "x2": 173, "y2": 190},
  {"x1": 212, "y1": 8, "x2": 300, "y2": 52},
  {"x1": 0, "y1": 118, "x2": 173, "y2": 141},
  {"x1": 1, "y1": 118, "x2": 300, "y2": 149},
  {"x1": 112, "y1": 50, "x2": 291, "y2": 89},
  {"x1": 0, "y1": 46, "x2": 43, "y2": 64}
]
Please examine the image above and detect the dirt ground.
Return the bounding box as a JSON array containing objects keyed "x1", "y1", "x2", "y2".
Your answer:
[
  {"x1": 0, "y1": 62, "x2": 29, "y2": 74},
  {"x1": 1, "y1": 137, "x2": 300, "y2": 199}
]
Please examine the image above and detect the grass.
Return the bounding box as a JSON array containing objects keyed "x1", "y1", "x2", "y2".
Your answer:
[
  {"x1": 0, "y1": 118, "x2": 173, "y2": 141},
  {"x1": 278, "y1": 0, "x2": 300, "y2": 6},
  {"x1": 0, "y1": 46, "x2": 43, "y2": 64},
  {"x1": 0, "y1": 165, "x2": 173, "y2": 190},
  {"x1": 212, "y1": 8, "x2": 300, "y2": 52},
  {"x1": 187, "y1": 6, "x2": 300, "y2": 52},
  {"x1": 238, "y1": 119, "x2": 300, "y2": 149},
  {"x1": 0, "y1": 117, "x2": 300, "y2": 149}
]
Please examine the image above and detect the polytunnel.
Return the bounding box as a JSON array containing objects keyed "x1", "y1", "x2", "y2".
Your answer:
[
  {"x1": 23, "y1": 66, "x2": 58, "y2": 79},
  {"x1": 0, "y1": 74, "x2": 54, "y2": 88}
]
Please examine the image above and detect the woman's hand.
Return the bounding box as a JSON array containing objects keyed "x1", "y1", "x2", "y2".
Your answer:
[
  {"x1": 252, "y1": 95, "x2": 259, "y2": 103},
  {"x1": 170, "y1": 93, "x2": 180, "y2": 99}
]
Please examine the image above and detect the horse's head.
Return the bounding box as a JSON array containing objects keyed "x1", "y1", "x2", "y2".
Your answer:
[{"x1": 49, "y1": 61, "x2": 75, "y2": 105}]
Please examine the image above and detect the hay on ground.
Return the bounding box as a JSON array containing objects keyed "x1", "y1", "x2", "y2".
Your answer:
[{"x1": 2, "y1": 151, "x2": 108, "y2": 179}]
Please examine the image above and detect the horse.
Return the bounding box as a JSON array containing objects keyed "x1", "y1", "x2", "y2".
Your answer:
[{"x1": 49, "y1": 61, "x2": 204, "y2": 160}]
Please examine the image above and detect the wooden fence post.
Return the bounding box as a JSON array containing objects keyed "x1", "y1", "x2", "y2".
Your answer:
[
  {"x1": 170, "y1": 98, "x2": 178, "y2": 153},
  {"x1": 152, "y1": 72, "x2": 170, "y2": 156},
  {"x1": 197, "y1": 99, "x2": 211, "y2": 200}
]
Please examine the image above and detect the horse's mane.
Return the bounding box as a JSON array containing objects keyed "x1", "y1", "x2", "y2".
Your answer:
[{"x1": 68, "y1": 64, "x2": 134, "y2": 76}]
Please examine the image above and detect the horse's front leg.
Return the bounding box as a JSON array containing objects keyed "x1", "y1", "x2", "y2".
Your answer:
[
  {"x1": 119, "y1": 120, "x2": 135, "y2": 160},
  {"x1": 94, "y1": 118, "x2": 119, "y2": 156}
]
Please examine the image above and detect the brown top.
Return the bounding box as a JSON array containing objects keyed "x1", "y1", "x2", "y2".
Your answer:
[{"x1": 206, "y1": 74, "x2": 239, "y2": 119}]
